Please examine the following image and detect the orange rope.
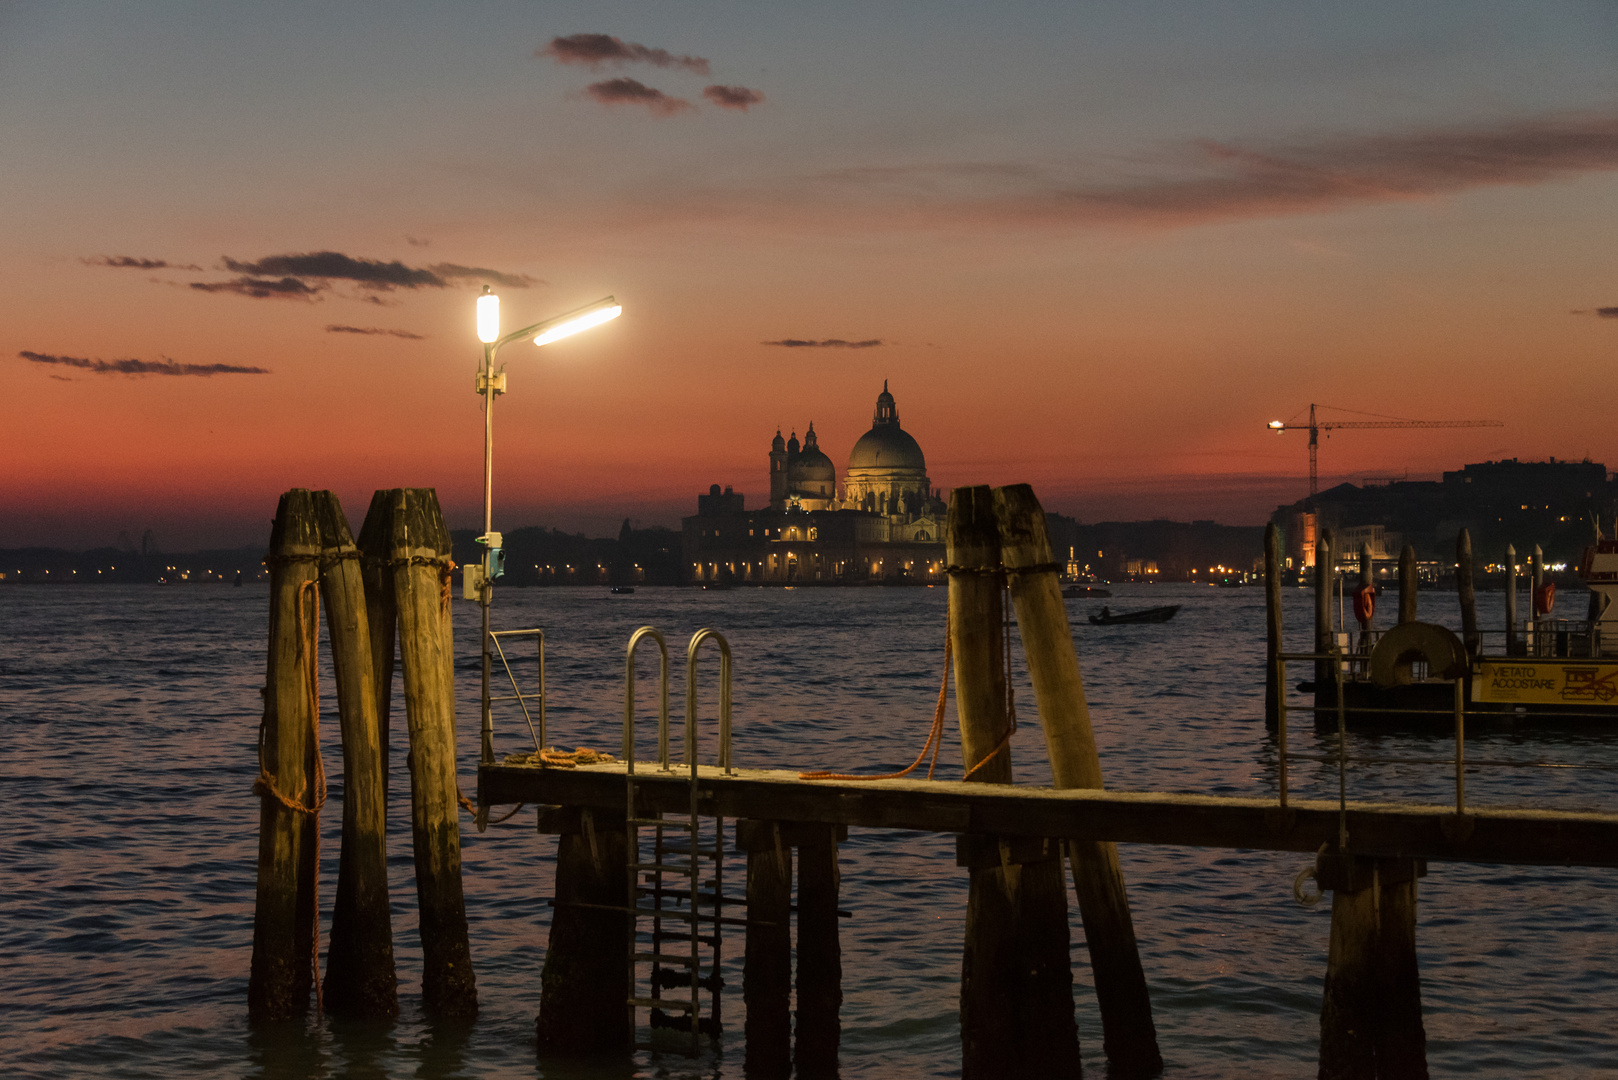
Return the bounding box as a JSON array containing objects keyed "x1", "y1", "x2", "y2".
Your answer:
[{"x1": 799, "y1": 613, "x2": 953, "y2": 781}]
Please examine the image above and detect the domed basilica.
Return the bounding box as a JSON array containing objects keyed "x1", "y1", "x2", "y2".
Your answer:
[{"x1": 683, "y1": 383, "x2": 947, "y2": 584}]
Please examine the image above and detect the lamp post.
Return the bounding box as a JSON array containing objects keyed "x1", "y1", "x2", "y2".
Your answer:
[{"x1": 473, "y1": 287, "x2": 621, "y2": 779}]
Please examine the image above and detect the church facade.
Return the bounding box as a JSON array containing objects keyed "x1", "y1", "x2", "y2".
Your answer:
[{"x1": 682, "y1": 383, "x2": 948, "y2": 584}]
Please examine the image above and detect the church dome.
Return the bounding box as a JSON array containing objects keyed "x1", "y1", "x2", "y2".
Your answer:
[
  {"x1": 791, "y1": 423, "x2": 836, "y2": 483},
  {"x1": 848, "y1": 382, "x2": 925, "y2": 472}
]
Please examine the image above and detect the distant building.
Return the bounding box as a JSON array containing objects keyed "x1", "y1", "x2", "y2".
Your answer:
[{"x1": 683, "y1": 383, "x2": 947, "y2": 584}]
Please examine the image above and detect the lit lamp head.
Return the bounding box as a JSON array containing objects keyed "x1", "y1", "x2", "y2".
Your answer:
[
  {"x1": 476, "y1": 286, "x2": 500, "y2": 344},
  {"x1": 533, "y1": 297, "x2": 621, "y2": 347},
  {"x1": 1268, "y1": 420, "x2": 1285, "y2": 433}
]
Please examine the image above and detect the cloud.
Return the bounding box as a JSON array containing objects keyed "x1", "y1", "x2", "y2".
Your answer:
[
  {"x1": 189, "y1": 276, "x2": 324, "y2": 300},
  {"x1": 703, "y1": 85, "x2": 764, "y2": 111},
  {"x1": 219, "y1": 251, "x2": 537, "y2": 290},
  {"x1": 405, "y1": 235, "x2": 430, "y2": 247},
  {"x1": 540, "y1": 33, "x2": 709, "y2": 74},
  {"x1": 426, "y1": 263, "x2": 543, "y2": 289},
  {"x1": 325, "y1": 324, "x2": 426, "y2": 339},
  {"x1": 1598, "y1": 308, "x2": 1618, "y2": 318},
  {"x1": 763, "y1": 338, "x2": 884, "y2": 349},
  {"x1": 19, "y1": 350, "x2": 270, "y2": 376},
  {"x1": 584, "y1": 78, "x2": 693, "y2": 116},
  {"x1": 83, "y1": 255, "x2": 203, "y2": 271}
]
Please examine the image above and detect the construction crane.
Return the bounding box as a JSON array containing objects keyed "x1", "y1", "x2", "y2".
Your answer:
[{"x1": 1267, "y1": 403, "x2": 1503, "y2": 498}]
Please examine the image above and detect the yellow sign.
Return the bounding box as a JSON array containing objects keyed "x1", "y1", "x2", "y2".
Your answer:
[{"x1": 1473, "y1": 661, "x2": 1618, "y2": 705}]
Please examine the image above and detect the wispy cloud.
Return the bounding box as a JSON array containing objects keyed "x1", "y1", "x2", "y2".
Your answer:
[
  {"x1": 1598, "y1": 307, "x2": 1618, "y2": 318},
  {"x1": 190, "y1": 276, "x2": 324, "y2": 300},
  {"x1": 703, "y1": 85, "x2": 764, "y2": 111},
  {"x1": 585, "y1": 78, "x2": 693, "y2": 116},
  {"x1": 220, "y1": 251, "x2": 537, "y2": 290},
  {"x1": 19, "y1": 350, "x2": 270, "y2": 376},
  {"x1": 83, "y1": 255, "x2": 203, "y2": 271},
  {"x1": 404, "y1": 235, "x2": 430, "y2": 247},
  {"x1": 326, "y1": 324, "x2": 426, "y2": 339},
  {"x1": 540, "y1": 33, "x2": 709, "y2": 75},
  {"x1": 763, "y1": 338, "x2": 884, "y2": 349}
]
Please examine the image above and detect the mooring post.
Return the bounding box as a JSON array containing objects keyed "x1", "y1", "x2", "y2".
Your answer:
[
  {"x1": 1531, "y1": 544, "x2": 1545, "y2": 656},
  {"x1": 1398, "y1": 545, "x2": 1417, "y2": 625},
  {"x1": 249, "y1": 489, "x2": 322, "y2": 1021},
  {"x1": 1265, "y1": 522, "x2": 1284, "y2": 730},
  {"x1": 948, "y1": 486, "x2": 1081, "y2": 1080},
  {"x1": 1315, "y1": 528, "x2": 1336, "y2": 709},
  {"x1": 388, "y1": 487, "x2": 477, "y2": 1019},
  {"x1": 1456, "y1": 530, "x2": 1479, "y2": 659},
  {"x1": 357, "y1": 491, "x2": 397, "y2": 792},
  {"x1": 1505, "y1": 543, "x2": 1519, "y2": 656},
  {"x1": 795, "y1": 823, "x2": 844, "y2": 1080},
  {"x1": 994, "y1": 484, "x2": 1160, "y2": 1076},
  {"x1": 314, "y1": 491, "x2": 397, "y2": 1018},
  {"x1": 739, "y1": 819, "x2": 793, "y2": 1078},
  {"x1": 1317, "y1": 853, "x2": 1429, "y2": 1080},
  {"x1": 536, "y1": 807, "x2": 631, "y2": 1052}
]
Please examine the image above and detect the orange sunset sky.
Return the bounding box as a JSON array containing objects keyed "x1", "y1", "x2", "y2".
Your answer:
[{"x1": 4, "y1": 3, "x2": 1618, "y2": 548}]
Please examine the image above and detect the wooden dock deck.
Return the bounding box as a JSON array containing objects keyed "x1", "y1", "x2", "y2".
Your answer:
[{"x1": 480, "y1": 761, "x2": 1618, "y2": 868}]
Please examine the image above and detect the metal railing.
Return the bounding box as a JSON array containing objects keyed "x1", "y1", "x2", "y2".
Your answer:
[{"x1": 481, "y1": 627, "x2": 545, "y2": 764}]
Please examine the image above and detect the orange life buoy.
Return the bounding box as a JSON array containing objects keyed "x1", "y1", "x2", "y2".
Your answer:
[
  {"x1": 1534, "y1": 582, "x2": 1556, "y2": 617},
  {"x1": 1353, "y1": 583, "x2": 1376, "y2": 626}
]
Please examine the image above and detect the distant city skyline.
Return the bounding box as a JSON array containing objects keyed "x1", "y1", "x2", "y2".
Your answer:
[{"x1": 6, "y1": 3, "x2": 1618, "y2": 549}]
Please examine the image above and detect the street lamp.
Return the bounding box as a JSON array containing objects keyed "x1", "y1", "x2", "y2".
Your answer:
[{"x1": 472, "y1": 286, "x2": 621, "y2": 777}]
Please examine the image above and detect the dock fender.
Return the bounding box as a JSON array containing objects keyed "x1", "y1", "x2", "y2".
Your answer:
[{"x1": 1369, "y1": 621, "x2": 1467, "y2": 687}]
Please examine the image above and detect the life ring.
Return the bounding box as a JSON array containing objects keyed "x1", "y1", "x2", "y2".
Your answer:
[
  {"x1": 1352, "y1": 583, "x2": 1376, "y2": 626},
  {"x1": 1368, "y1": 620, "x2": 1468, "y2": 687},
  {"x1": 1534, "y1": 582, "x2": 1556, "y2": 617}
]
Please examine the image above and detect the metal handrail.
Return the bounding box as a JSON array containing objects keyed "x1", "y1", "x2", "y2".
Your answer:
[
  {"x1": 687, "y1": 629, "x2": 734, "y2": 775},
  {"x1": 623, "y1": 626, "x2": 671, "y2": 771},
  {"x1": 486, "y1": 627, "x2": 545, "y2": 761}
]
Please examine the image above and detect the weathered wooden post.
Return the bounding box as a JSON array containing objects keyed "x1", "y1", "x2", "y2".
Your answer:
[
  {"x1": 249, "y1": 489, "x2": 323, "y2": 1021},
  {"x1": 994, "y1": 484, "x2": 1160, "y2": 1076},
  {"x1": 1265, "y1": 522, "x2": 1284, "y2": 730},
  {"x1": 948, "y1": 486, "x2": 1081, "y2": 1079},
  {"x1": 740, "y1": 819, "x2": 794, "y2": 1078},
  {"x1": 536, "y1": 807, "x2": 630, "y2": 1051},
  {"x1": 1317, "y1": 854, "x2": 1429, "y2": 1080},
  {"x1": 1531, "y1": 544, "x2": 1546, "y2": 656},
  {"x1": 1456, "y1": 530, "x2": 1479, "y2": 658},
  {"x1": 313, "y1": 491, "x2": 397, "y2": 1018},
  {"x1": 1398, "y1": 545, "x2": 1418, "y2": 625},
  {"x1": 1315, "y1": 528, "x2": 1335, "y2": 699},
  {"x1": 357, "y1": 491, "x2": 397, "y2": 791},
  {"x1": 389, "y1": 488, "x2": 477, "y2": 1018},
  {"x1": 1505, "y1": 543, "x2": 1519, "y2": 656},
  {"x1": 795, "y1": 824, "x2": 844, "y2": 1079}
]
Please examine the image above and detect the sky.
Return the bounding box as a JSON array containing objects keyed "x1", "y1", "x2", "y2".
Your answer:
[{"x1": 4, "y1": 1, "x2": 1618, "y2": 549}]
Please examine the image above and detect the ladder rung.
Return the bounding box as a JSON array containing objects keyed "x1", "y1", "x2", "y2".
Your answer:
[
  {"x1": 630, "y1": 996, "x2": 694, "y2": 1012},
  {"x1": 634, "y1": 906, "x2": 696, "y2": 921},
  {"x1": 634, "y1": 951, "x2": 697, "y2": 966},
  {"x1": 633, "y1": 862, "x2": 695, "y2": 875},
  {"x1": 629, "y1": 817, "x2": 695, "y2": 829}
]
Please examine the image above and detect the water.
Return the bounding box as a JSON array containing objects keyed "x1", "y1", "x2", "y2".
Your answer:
[{"x1": 2, "y1": 582, "x2": 1615, "y2": 1078}]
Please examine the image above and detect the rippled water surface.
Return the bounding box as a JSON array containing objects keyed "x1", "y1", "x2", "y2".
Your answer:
[{"x1": 3, "y1": 583, "x2": 1615, "y2": 1078}]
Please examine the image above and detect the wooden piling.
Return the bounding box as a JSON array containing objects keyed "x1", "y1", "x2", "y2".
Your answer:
[
  {"x1": 1265, "y1": 522, "x2": 1283, "y2": 730},
  {"x1": 1531, "y1": 544, "x2": 1545, "y2": 654},
  {"x1": 357, "y1": 491, "x2": 397, "y2": 792},
  {"x1": 249, "y1": 489, "x2": 323, "y2": 1021},
  {"x1": 1456, "y1": 530, "x2": 1479, "y2": 658},
  {"x1": 948, "y1": 486, "x2": 1081, "y2": 1080},
  {"x1": 742, "y1": 821, "x2": 794, "y2": 1078},
  {"x1": 536, "y1": 808, "x2": 631, "y2": 1052},
  {"x1": 1398, "y1": 546, "x2": 1418, "y2": 625},
  {"x1": 795, "y1": 825, "x2": 844, "y2": 1079},
  {"x1": 1318, "y1": 855, "x2": 1428, "y2": 1080},
  {"x1": 994, "y1": 484, "x2": 1159, "y2": 1075},
  {"x1": 1315, "y1": 529, "x2": 1335, "y2": 694},
  {"x1": 1505, "y1": 544, "x2": 1519, "y2": 655},
  {"x1": 312, "y1": 491, "x2": 397, "y2": 1018},
  {"x1": 389, "y1": 488, "x2": 477, "y2": 1019}
]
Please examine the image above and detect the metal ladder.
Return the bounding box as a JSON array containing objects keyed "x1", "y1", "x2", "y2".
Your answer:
[{"x1": 623, "y1": 626, "x2": 734, "y2": 1053}]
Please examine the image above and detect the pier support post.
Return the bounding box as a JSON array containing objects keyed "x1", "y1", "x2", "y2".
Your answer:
[
  {"x1": 795, "y1": 824, "x2": 844, "y2": 1080},
  {"x1": 994, "y1": 484, "x2": 1160, "y2": 1076},
  {"x1": 389, "y1": 488, "x2": 477, "y2": 1019},
  {"x1": 1265, "y1": 522, "x2": 1284, "y2": 730},
  {"x1": 249, "y1": 489, "x2": 322, "y2": 1021},
  {"x1": 1398, "y1": 546, "x2": 1418, "y2": 626},
  {"x1": 1356, "y1": 544, "x2": 1375, "y2": 652},
  {"x1": 1505, "y1": 544, "x2": 1519, "y2": 656},
  {"x1": 1456, "y1": 531, "x2": 1479, "y2": 659},
  {"x1": 1317, "y1": 853, "x2": 1428, "y2": 1080},
  {"x1": 315, "y1": 491, "x2": 397, "y2": 1018},
  {"x1": 948, "y1": 486, "x2": 1081, "y2": 1080},
  {"x1": 1531, "y1": 545, "x2": 1545, "y2": 656},
  {"x1": 536, "y1": 807, "x2": 631, "y2": 1052},
  {"x1": 740, "y1": 820, "x2": 793, "y2": 1078}
]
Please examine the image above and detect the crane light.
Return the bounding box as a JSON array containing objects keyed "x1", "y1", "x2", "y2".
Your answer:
[{"x1": 1268, "y1": 420, "x2": 1285, "y2": 431}]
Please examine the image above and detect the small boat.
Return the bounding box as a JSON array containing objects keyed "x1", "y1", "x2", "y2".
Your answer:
[
  {"x1": 1088, "y1": 605, "x2": 1180, "y2": 626},
  {"x1": 1062, "y1": 585, "x2": 1112, "y2": 599},
  {"x1": 609, "y1": 586, "x2": 635, "y2": 595}
]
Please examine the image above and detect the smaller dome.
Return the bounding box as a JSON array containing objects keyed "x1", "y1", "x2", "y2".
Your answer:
[{"x1": 772, "y1": 430, "x2": 785, "y2": 453}]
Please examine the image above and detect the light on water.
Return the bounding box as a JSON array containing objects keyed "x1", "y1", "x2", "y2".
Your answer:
[{"x1": 2, "y1": 584, "x2": 1615, "y2": 1078}]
